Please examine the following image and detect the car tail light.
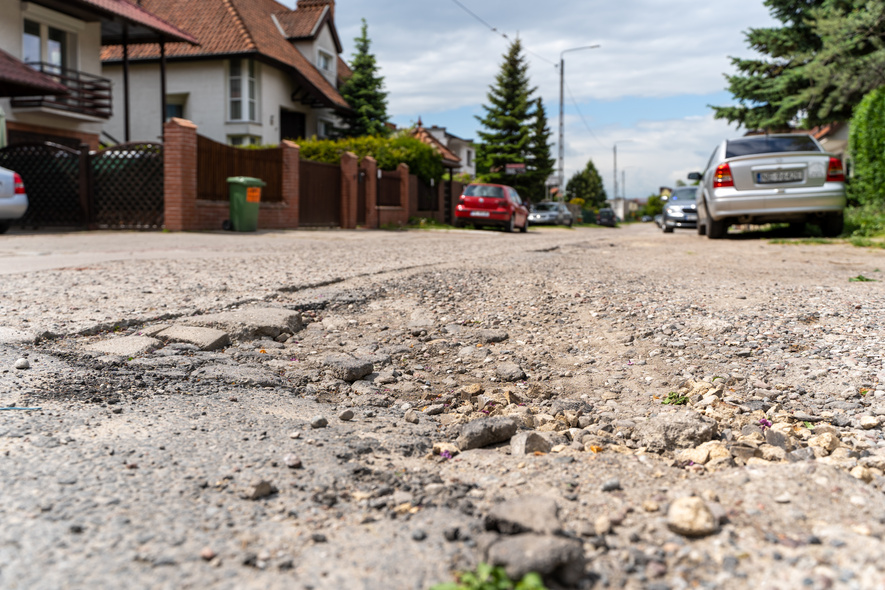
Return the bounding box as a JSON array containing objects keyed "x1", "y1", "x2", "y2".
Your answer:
[
  {"x1": 713, "y1": 163, "x2": 733, "y2": 188},
  {"x1": 826, "y1": 157, "x2": 845, "y2": 182},
  {"x1": 13, "y1": 173, "x2": 25, "y2": 194}
]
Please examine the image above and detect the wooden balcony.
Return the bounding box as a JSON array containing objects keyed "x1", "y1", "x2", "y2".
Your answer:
[{"x1": 11, "y1": 62, "x2": 112, "y2": 119}]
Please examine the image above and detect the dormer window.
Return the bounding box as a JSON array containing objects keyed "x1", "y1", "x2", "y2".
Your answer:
[{"x1": 318, "y1": 49, "x2": 333, "y2": 73}]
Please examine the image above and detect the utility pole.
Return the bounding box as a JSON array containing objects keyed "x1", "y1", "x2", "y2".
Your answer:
[
  {"x1": 558, "y1": 44, "x2": 600, "y2": 197},
  {"x1": 613, "y1": 144, "x2": 617, "y2": 204}
]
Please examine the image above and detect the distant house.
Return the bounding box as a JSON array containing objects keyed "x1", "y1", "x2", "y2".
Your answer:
[
  {"x1": 423, "y1": 123, "x2": 476, "y2": 178},
  {"x1": 100, "y1": 0, "x2": 352, "y2": 146},
  {"x1": 0, "y1": 0, "x2": 195, "y2": 149},
  {"x1": 410, "y1": 119, "x2": 461, "y2": 175}
]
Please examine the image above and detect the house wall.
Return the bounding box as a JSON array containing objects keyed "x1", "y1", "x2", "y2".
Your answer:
[
  {"x1": 103, "y1": 58, "x2": 341, "y2": 145},
  {"x1": 292, "y1": 20, "x2": 338, "y2": 86},
  {"x1": 0, "y1": 0, "x2": 104, "y2": 145}
]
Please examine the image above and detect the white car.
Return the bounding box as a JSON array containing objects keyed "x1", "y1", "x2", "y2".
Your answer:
[
  {"x1": 0, "y1": 165, "x2": 28, "y2": 233},
  {"x1": 689, "y1": 134, "x2": 845, "y2": 239}
]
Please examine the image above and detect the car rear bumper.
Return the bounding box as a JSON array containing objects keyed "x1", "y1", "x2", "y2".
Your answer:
[
  {"x1": 708, "y1": 185, "x2": 845, "y2": 220},
  {"x1": 664, "y1": 219, "x2": 697, "y2": 229},
  {"x1": 455, "y1": 208, "x2": 511, "y2": 225},
  {"x1": 0, "y1": 194, "x2": 29, "y2": 220}
]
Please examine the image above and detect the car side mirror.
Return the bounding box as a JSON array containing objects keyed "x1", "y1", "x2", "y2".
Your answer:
[{"x1": 687, "y1": 172, "x2": 702, "y2": 181}]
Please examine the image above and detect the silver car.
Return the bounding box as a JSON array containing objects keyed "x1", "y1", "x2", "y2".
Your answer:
[
  {"x1": 0, "y1": 165, "x2": 29, "y2": 233},
  {"x1": 662, "y1": 186, "x2": 699, "y2": 233},
  {"x1": 689, "y1": 134, "x2": 846, "y2": 239},
  {"x1": 528, "y1": 201, "x2": 573, "y2": 227}
]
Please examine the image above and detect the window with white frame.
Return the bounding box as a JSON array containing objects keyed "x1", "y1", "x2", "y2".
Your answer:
[
  {"x1": 22, "y1": 10, "x2": 80, "y2": 73},
  {"x1": 228, "y1": 135, "x2": 262, "y2": 147},
  {"x1": 317, "y1": 50, "x2": 333, "y2": 73},
  {"x1": 229, "y1": 58, "x2": 258, "y2": 122},
  {"x1": 317, "y1": 119, "x2": 334, "y2": 139}
]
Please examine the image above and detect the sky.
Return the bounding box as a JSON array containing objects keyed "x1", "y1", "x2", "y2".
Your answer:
[{"x1": 284, "y1": 0, "x2": 778, "y2": 201}]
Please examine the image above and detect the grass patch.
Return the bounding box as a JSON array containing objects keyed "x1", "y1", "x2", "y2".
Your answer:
[
  {"x1": 661, "y1": 391, "x2": 689, "y2": 405},
  {"x1": 431, "y1": 564, "x2": 547, "y2": 590},
  {"x1": 850, "y1": 275, "x2": 877, "y2": 282}
]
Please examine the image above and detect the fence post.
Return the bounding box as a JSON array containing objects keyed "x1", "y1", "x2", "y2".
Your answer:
[
  {"x1": 361, "y1": 156, "x2": 378, "y2": 229},
  {"x1": 340, "y1": 151, "x2": 358, "y2": 229},
  {"x1": 397, "y1": 162, "x2": 409, "y2": 212},
  {"x1": 281, "y1": 140, "x2": 300, "y2": 229},
  {"x1": 163, "y1": 117, "x2": 198, "y2": 231},
  {"x1": 78, "y1": 143, "x2": 93, "y2": 228}
]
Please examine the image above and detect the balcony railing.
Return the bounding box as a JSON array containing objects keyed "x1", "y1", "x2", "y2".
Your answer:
[{"x1": 11, "y1": 62, "x2": 112, "y2": 119}]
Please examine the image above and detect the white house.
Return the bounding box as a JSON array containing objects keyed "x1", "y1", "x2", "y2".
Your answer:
[
  {"x1": 0, "y1": 0, "x2": 195, "y2": 149},
  {"x1": 100, "y1": 0, "x2": 352, "y2": 146},
  {"x1": 426, "y1": 124, "x2": 476, "y2": 178}
]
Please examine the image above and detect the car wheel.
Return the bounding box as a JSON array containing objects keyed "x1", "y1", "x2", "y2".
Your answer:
[
  {"x1": 820, "y1": 212, "x2": 844, "y2": 237},
  {"x1": 697, "y1": 221, "x2": 706, "y2": 236},
  {"x1": 0, "y1": 222, "x2": 8, "y2": 234},
  {"x1": 519, "y1": 220, "x2": 528, "y2": 233},
  {"x1": 505, "y1": 216, "x2": 515, "y2": 233},
  {"x1": 707, "y1": 213, "x2": 727, "y2": 239},
  {"x1": 663, "y1": 225, "x2": 674, "y2": 233}
]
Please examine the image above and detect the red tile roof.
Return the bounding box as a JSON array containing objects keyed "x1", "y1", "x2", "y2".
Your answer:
[
  {"x1": 412, "y1": 123, "x2": 461, "y2": 168},
  {"x1": 70, "y1": 0, "x2": 198, "y2": 45},
  {"x1": 101, "y1": 0, "x2": 350, "y2": 111},
  {"x1": 0, "y1": 49, "x2": 70, "y2": 97}
]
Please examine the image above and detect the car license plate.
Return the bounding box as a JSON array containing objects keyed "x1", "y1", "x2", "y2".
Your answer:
[
  {"x1": 757, "y1": 170, "x2": 803, "y2": 184},
  {"x1": 685, "y1": 214, "x2": 697, "y2": 221},
  {"x1": 470, "y1": 211, "x2": 490, "y2": 217}
]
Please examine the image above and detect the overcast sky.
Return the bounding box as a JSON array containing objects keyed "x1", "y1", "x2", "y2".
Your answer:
[{"x1": 284, "y1": 0, "x2": 778, "y2": 200}]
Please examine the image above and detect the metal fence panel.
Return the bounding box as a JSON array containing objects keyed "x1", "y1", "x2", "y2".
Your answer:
[
  {"x1": 0, "y1": 142, "x2": 83, "y2": 227},
  {"x1": 91, "y1": 143, "x2": 164, "y2": 229}
]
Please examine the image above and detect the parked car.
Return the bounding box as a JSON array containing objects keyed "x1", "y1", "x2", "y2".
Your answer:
[
  {"x1": 661, "y1": 186, "x2": 699, "y2": 233},
  {"x1": 454, "y1": 183, "x2": 528, "y2": 232},
  {"x1": 597, "y1": 207, "x2": 616, "y2": 227},
  {"x1": 640, "y1": 215, "x2": 653, "y2": 223},
  {"x1": 0, "y1": 165, "x2": 29, "y2": 233},
  {"x1": 528, "y1": 201, "x2": 573, "y2": 227},
  {"x1": 689, "y1": 134, "x2": 846, "y2": 239}
]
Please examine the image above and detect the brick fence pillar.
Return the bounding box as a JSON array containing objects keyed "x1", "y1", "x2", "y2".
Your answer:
[
  {"x1": 340, "y1": 151, "x2": 358, "y2": 229},
  {"x1": 163, "y1": 117, "x2": 198, "y2": 231},
  {"x1": 361, "y1": 156, "x2": 378, "y2": 229},
  {"x1": 281, "y1": 140, "x2": 300, "y2": 229}
]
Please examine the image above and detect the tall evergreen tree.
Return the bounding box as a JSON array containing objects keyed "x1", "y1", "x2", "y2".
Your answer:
[
  {"x1": 526, "y1": 98, "x2": 556, "y2": 202},
  {"x1": 476, "y1": 39, "x2": 552, "y2": 202},
  {"x1": 339, "y1": 19, "x2": 389, "y2": 137},
  {"x1": 565, "y1": 159, "x2": 606, "y2": 209},
  {"x1": 712, "y1": 0, "x2": 885, "y2": 130}
]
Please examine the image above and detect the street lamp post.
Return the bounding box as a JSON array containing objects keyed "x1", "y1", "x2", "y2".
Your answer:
[{"x1": 558, "y1": 44, "x2": 600, "y2": 198}]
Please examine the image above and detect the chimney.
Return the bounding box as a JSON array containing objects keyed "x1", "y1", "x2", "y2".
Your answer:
[{"x1": 296, "y1": 0, "x2": 334, "y2": 18}]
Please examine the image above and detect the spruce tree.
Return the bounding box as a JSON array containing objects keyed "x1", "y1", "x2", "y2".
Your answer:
[
  {"x1": 476, "y1": 39, "x2": 552, "y2": 202},
  {"x1": 712, "y1": 0, "x2": 885, "y2": 130},
  {"x1": 339, "y1": 19, "x2": 389, "y2": 137},
  {"x1": 526, "y1": 98, "x2": 555, "y2": 202}
]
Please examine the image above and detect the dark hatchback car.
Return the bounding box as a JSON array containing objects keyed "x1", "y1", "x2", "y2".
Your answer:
[
  {"x1": 454, "y1": 183, "x2": 528, "y2": 232},
  {"x1": 597, "y1": 207, "x2": 616, "y2": 227},
  {"x1": 662, "y1": 186, "x2": 699, "y2": 233}
]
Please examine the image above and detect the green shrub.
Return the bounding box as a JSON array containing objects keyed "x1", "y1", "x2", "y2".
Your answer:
[
  {"x1": 848, "y1": 87, "x2": 885, "y2": 207},
  {"x1": 845, "y1": 205, "x2": 885, "y2": 238},
  {"x1": 297, "y1": 132, "x2": 444, "y2": 185}
]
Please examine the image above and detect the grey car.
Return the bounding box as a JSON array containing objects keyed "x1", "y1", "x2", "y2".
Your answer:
[
  {"x1": 0, "y1": 165, "x2": 29, "y2": 233},
  {"x1": 528, "y1": 201, "x2": 573, "y2": 226},
  {"x1": 689, "y1": 134, "x2": 846, "y2": 239},
  {"x1": 661, "y1": 186, "x2": 699, "y2": 233}
]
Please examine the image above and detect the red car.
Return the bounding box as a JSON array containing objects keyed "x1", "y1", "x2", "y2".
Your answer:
[{"x1": 453, "y1": 183, "x2": 529, "y2": 232}]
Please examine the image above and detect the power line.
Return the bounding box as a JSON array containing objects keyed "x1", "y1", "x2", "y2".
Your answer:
[
  {"x1": 565, "y1": 79, "x2": 606, "y2": 151},
  {"x1": 445, "y1": 0, "x2": 556, "y2": 65}
]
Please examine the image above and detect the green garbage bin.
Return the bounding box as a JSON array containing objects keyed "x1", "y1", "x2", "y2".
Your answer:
[{"x1": 226, "y1": 176, "x2": 265, "y2": 231}]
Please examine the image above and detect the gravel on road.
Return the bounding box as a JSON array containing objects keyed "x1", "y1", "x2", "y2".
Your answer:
[{"x1": 2, "y1": 225, "x2": 885, "y2": 590}]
